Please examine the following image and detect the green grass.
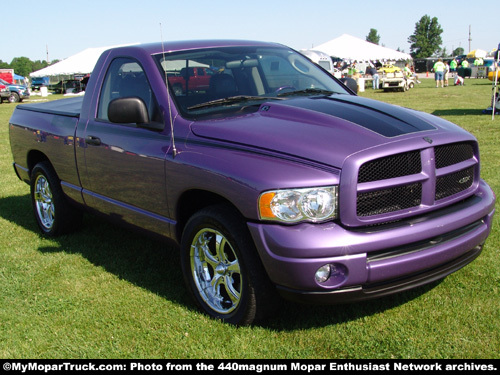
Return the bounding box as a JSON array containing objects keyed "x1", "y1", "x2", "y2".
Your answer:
[{"x1": 0, "y1": 80, "x2": 499, "y2": 359}]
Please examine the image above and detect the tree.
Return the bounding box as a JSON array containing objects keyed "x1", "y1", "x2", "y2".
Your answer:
[
  {"x1": 408, "y1": 15, "x2": 443, "y2": 58},
  {"x1": 33, "y1": 60, "x2": 51, "y2": 72},
  {"x1": 366, "y1": 29, "x2": 380, "y2": 45},
  {"x1": 0, "y1": 56, "x2": 57, "y2": 76},
  {"x1": 453, "y1": 47, "x2": 465, "y2": 56},
  {"x1": 10, "y1": 57, "x2": 34, "y2": 77}
]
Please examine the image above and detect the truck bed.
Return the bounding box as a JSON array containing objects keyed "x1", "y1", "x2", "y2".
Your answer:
[{"x1": 17, "y1": 96, "x2": 83, "y2": 117}]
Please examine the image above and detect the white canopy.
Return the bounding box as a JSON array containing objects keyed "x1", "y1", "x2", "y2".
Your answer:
[
  {"x1": 30, "y1": 44, "x2": 138, "y2": 78},
  {"x1": 315, "y1": 34, "x2": 412, "y2": 61}
]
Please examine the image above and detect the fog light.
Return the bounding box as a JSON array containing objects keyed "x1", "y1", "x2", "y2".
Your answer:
[{"x1": 315, "y1": 264, "x2": 332, "y2": 283}]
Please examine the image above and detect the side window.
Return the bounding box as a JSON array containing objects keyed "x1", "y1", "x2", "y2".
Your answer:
[{"x1": 97, "y1": 57, "x2": 161, "y2": 123}]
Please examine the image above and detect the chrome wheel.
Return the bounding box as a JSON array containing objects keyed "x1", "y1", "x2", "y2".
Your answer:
[
  {"x1": 181, "y1": 205, "x2": 278, "y2": 325},
  {"x1": 34, "y1": 174, "x2": 55, "y2": 230},
  {"x1": 8, "y1": 92, "x2": 20, "y2": 103},
  {"x1": 30, "y1": 161, "x2": 82, "y2": 236},
  {"x1": 190, "y1": 228, "x2": 242, "y2": 314}
]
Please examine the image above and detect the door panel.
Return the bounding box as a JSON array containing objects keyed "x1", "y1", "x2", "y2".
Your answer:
[{"x1": 78, "y1": 57, "x2": 173, "y2": 236}]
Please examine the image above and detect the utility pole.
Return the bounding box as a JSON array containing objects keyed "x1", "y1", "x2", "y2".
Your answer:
[
  {"x1": 46, "y1": 45, "x2": 49, "y2": 63},
  {"x1": 468, "y1": 25, "x2": 472, "y2": 53}
]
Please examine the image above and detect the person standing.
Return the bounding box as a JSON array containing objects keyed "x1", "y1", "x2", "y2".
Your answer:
[
  {"x1": 366, "y1": 64, "x2": 379, "y2": 89},
  {"x1": 450, "y1": 58, "x2": 458, "y2": 77},
  {"x1": 444, "y1": 61, "x2": 450, "y2": 87},
  {"x1": 433, "y1": 58, "x2": 446, "y2": 88}
]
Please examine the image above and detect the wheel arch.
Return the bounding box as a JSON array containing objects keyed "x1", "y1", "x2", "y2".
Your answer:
[
  {"x1": 27, "y1": 150, "x2": 51, "y2": 178},
  {"x1": 175, "y1": 189, "x2": 246, "y2": 244}
]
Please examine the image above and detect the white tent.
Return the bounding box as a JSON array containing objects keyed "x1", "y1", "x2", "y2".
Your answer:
[
  {"x1": 30, "y1": 44, "x2": 138, "y2": 78},
  {"x1": 315, "y1": 34, "x2": 412, "y2": 61}
]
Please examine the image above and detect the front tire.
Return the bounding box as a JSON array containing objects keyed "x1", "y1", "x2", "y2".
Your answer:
[
  {"x1": 8, "y1": 92, "x2": 20, "y2": 103},
  {"x1": 180, "y1": 205, "x2": 276, "y2": 325},
  {"x1": 30, "y1": 161, "x2": 81, "y2": 236}
]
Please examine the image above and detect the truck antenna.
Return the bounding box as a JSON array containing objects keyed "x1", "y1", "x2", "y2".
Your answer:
[{"x1": 160, "y1": 23, "x2": 177, "y2": 158}]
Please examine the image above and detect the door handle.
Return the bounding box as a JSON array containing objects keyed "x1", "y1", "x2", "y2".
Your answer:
[{"x1": 86, "y1": 136, "x2": 101, "y2": 146}]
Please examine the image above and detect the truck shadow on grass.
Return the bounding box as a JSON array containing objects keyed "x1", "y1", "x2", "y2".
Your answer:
[
  {"x1": 432, "y1": 109, "x2": 489, "y2": 117},
  {"x1": 0, "y1": 194, "x2": 188, "y2": 308},
  {"x1": 0, "y1": 194, "x2": 442, "y2": 330}
]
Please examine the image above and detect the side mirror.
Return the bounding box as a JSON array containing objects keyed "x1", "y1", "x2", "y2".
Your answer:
[{"x1": 108, "y1": 97, "x2": 149, "y2": 125}]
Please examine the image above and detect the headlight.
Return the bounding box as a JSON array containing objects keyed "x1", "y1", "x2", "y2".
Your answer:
[{"x1": 259, "y1": 186, "x2": 338, "y2": 223}]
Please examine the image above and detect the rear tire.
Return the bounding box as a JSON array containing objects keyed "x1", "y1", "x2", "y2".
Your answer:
[
  {"x1": 30, "y1": 161, "x2": 82, "y2": 236},
  {"x1": 180, "y1": 205, "x2": 277, "y2": 325}
]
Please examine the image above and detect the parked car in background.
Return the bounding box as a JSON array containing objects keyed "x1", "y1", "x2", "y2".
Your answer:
[
  {"x1": 167, "y1": 67, "x2": 215, "y2": 95},
  {"x1": 378, "y1": 64, "x2": 401, "y2": 73},
  {"x1": 0, "y1": 78, "x2": 30, "y2": 103},
  {"x1": 49, "y1": 79, "x2": 84, "y2": 94},
  {"x1": 0, "y1": 83, "x2": 10, "y2": 102},
  {"x1": 31, "y1": 76, "x2": 50, "y2": 91}
]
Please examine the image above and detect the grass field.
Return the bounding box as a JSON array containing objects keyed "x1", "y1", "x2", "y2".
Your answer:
[{"x1": 0, "y1": 78, "x2": 498, "y2": 359}]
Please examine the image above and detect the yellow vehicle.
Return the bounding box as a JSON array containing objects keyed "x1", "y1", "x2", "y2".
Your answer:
[{"x1": 378, "y1": 64, "x2": 401, "y2": 73}]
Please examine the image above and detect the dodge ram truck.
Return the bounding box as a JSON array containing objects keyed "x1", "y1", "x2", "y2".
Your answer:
[{"x1": 9, "y1": 40, "x2": 496, "y2": 325}]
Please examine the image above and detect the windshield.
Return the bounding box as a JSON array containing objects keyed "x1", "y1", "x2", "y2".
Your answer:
[{"x1": 154, "y1": 46, "x2": 350, "y2": 117}]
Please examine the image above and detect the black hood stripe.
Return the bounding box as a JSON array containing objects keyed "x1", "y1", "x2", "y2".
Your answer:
[{"x1": 279, "y1": 95, "x2": 435, "y2": 137}]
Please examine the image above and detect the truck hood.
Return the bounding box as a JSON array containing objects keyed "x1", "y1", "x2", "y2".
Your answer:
[{"x1": 190, "y1": 95, "x2": 456, "y2": 168}]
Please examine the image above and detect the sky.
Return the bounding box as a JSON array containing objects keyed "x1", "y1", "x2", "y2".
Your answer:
[{"x1": 3, "y1": 0, "x2": 498, "y2": 63}]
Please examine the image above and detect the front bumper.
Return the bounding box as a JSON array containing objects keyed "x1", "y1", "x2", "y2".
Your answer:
[
  {"x1": 248, "y1": 180, "x2": 495, "y2": 304},
  {"x1": 19, "y1": 90, "x2": 30, "y2": 100}
]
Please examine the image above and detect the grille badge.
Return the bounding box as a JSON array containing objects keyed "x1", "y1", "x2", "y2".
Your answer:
[
  {"x1": 459, "y1": 176, "x2": 471, "y2": 184},
  {"x1": 423, "y1": 137, "x2": 433, "y2": 144}
]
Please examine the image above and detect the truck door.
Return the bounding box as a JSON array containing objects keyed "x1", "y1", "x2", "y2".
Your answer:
[{"x1": 78, "y1": 57, "x2": 172, "y2": 236}]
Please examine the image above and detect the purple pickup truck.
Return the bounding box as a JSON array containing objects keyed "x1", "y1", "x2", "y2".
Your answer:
[{"x1": 9, "y1": 40, "x2": 496, "y2": 325}]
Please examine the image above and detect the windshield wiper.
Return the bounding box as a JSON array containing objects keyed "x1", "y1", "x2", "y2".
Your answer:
[
  {"x1": 277, "y1": 88, "x2": 336, "y2": 97},
  {"x1": 187, "y1": 95, "x2": 284, "y2": 110}
]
